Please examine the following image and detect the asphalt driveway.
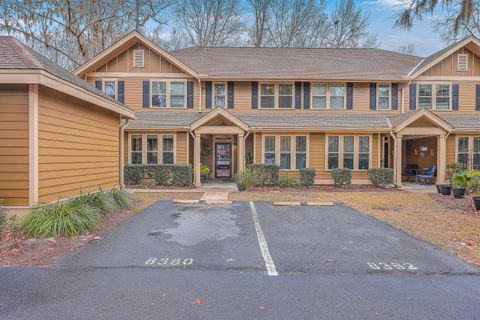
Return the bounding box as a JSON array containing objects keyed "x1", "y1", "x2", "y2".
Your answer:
[{"x1": 1, "y1": 200, "x2": 480, "y2": 320}]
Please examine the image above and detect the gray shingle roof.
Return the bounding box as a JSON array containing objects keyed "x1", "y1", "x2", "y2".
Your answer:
[
  {"x1": 172, "y1": 47, "x2": 422, "y2": 80},
  {"x1": 126, "y1": 112, "x2": 203, "y2": 129},
  {"x1": 0, "y1": 36, "x2": 124, "y2": 106},
  {"x1": 439, "y1": 114, "x2": 480, "y2": 130}
]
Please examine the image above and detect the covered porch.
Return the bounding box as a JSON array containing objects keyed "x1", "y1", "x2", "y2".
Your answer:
[{"x1": 389, "y1": 109, "x2": 454, "y2": 187}]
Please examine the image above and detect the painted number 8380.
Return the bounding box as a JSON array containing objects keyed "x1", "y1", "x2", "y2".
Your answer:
[
  {"x1": 367, "y1": 262, "x2": 418, "y2": 271},
  {"x1": 145, "y1": 257, "x2": 194, "y2": 266}
]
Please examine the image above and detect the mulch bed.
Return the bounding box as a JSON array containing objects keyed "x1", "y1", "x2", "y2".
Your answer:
[
  {"x1": 430, "y1": 193, "x2": 480, "y2": 215},
  {"x1": 247, "y1": 185, "x2": 399, "y2": 193}
]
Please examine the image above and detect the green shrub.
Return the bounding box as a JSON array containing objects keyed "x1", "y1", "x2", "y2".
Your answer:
[
  {"x1": 200, "y1": 164, "x2": 211, "y2": 176},
  {"x1": 0, "y1": 203, "x2": 6, "y2": 238},
  {"x1": 299, "y1": 168, "x2": 316, "y2": 186},
  {"x1": 249, "y1": 164, "x2": 279, "y2": 185},
  {"x1": 109, "y1": 188, "x2": 132, "y2": 208},
  {"x1": 279, "y1": 175, "x2": 300, "y2": 188},
  {"x1": 331, "y1": 168, "x2": 352, "y2": 186},
  {"x1": 452, "y1": 172, "x2": 472, "y2": 189},
  {"x1": 124, "y1": 164, "x2": 193, "y2": 186},
  {"x1": 235, "y1": 169, "x2": 255, "y2": 189},
  {"x1": 367, "y1": 168, "x2": 394, "y2": 186}
]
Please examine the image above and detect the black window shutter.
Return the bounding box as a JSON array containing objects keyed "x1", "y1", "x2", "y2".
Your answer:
[
  {"x1": 347, "y1": 82, "x2": 353, "y2": 110},
  {"x1": 142, "y1": 80, "x2": 150, "y2": 108},
  {"x1": 187, "y1": 81, "x2": 194, "y2": 109},
  {"x1": 476, "y1": 84, "x2": 480, "y2": 111},
  {"x1": 205, "y1": 81, "x2": 212, "y2": 109},
  {"x1": 251, "y1": 82, "x2": 258, "y2": 109},
  {"x1": 295, "y1": 82, "x2": 302, "y2": 109},
  {"x1": 118, "y1": 80, "x2": 125, "y2": 104},
  {"x1": 452, "y1": 83, "x2": 459, "y2": 111},
  {"x1": 303, "y1": 82, "x2": 310, "y2": 109},
  {"x1": 95, "y1": 80, "x2": 102, "y2": 91},
  {"x1": 409, "y1": 83, "x2": 416, "y2": 110},
  {"x1": 228, "y1": 81, "x2": 234, "y2": 109},
  {"x1": 391, "y1": 83, "x2": 398, "y2": 110},
  {"x1": 370, "y1": 83, "x2": 376, "y2": 110}
]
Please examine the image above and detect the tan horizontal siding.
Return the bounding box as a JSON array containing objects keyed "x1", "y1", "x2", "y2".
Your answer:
[
  {"x1": 176, "y1": 132, "x2": 188, "y2": 164},
  {"x1": 0, "y1": 84, "x2": 29, "y2": 206},
  {"x1": 38, "y1": 87, "x2": 120, "y2": 203}
]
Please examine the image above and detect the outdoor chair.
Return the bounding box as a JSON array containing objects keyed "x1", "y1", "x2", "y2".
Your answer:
[
  {"x1": 402, "y1": 164, "x2": 419, "y2": 181},
  {"x1": 416, "y1": 165, "x2": 436, "y2": 184}
]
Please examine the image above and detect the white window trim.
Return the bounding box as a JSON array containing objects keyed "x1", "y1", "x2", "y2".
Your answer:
[
  {"x1": 133, "y1": 49, "x2": 145, "y2": 68},
  {"x1": 213, "y1": 82, "x2": 228, "y2": 109},
  {"x1": 128, "y1": 133, "x2": 176, "y2": 165},
  {"x1": 457, "y1": 53, "x2": 468, "y2": 72},
  {"x1": 102, "y1": 78, "x2": 118, "y2": 100},
  {"x1": 324, "y1": 134, "x2": 372, "y2": 171},
  {"x1": 149, "y1": 80, "x2": 187, "y2": 109},
  {"x1": 455, "y1": 135, "x2": 480, "y2": 170},
  {"x1": 310, "y1": 83, "x2": 347, "y2": 110},
  {"x1": 258, "y1": 82, "x2": 295, "y2": 109},
  {"x1": 376, "y1": 83, "x2": 391, "y2": 111},
  {"x1": 416, "y1": 82, "x2": 452, "y2": 111},
  {"x1": 262, "y1": 134, "x2": 309, "y2": 171}
]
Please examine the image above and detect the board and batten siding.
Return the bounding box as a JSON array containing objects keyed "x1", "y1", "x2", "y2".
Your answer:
[
  {"x1": 0, "y1": 85, "x2": 30, "y2": 206},
  {"x1": 37, "y1": 87, "x2": 121, "y2": 203}
]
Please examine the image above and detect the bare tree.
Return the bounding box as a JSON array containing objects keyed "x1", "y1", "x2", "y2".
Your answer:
[
  {"x1": 173, "y1": 0, "x2": 245, "y2": 47},
  {"x1": 264, "y1": 0, "x2": 328, "y2": 48},
  {"x1": 397, "y1": 44, "x2": 416, "y2": 55},
  {"x1": 433, "y1": 1, "x2": 480, "y2": 43},
  {"x1": 0, "y1": 0, "x2": 172, "y2": 70},
  {"x1": 327, "y1": 0, "x2": 379, "y2": 48},
  {"x1": 247, "y1": 0, "x2": 273, "y2": 47},
  {"x1": 396, "y1": 0, "x2": 475, "y2": 34}
]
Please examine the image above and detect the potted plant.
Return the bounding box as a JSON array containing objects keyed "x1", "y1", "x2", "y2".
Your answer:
[
  {"x1": 438, "y1": 183, "x2": 452, "y2": 196},
  {"x1": 452, "y1": 172, "x2": 471, "y2": 198},
  {"x1": 200, "y1": 164, "x2": 210, "y2": 183},
  {"x1": 467, "y1": 172, "x2": 480, "y2": 210}
]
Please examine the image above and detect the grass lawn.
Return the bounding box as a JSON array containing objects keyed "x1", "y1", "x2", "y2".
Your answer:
[{"x1": 230, "y1": 190, "x2": 480, "y2": 269}]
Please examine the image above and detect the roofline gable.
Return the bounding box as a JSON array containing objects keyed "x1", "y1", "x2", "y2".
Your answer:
[
  {"x1": 74, "y1": 31, "x2": 199, "y2": 78},
  {"x1": 408, "y1": 36, "x2": 480, "y2": 78},
  {"x1": 391, "y1": 109, "x2": 454, "y2": 133},
  {"x1": 190, "y1": 108, "x2": 249, "y2": 131}
]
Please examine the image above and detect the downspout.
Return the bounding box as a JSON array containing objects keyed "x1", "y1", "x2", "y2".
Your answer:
[
  {"x1": 198, "y1": 78, "x2": 202, "y2": 113},
  {"x1": 120, "y1": 118, "x2": 130, "y2": 189}
]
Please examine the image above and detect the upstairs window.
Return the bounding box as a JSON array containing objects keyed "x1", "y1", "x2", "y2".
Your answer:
[
  {"x1": 457, "y1": 53, "x2": 468, "y2": 72},
  {"x1": 330, "y1": 84, "x2": 345, "y2": 109},
  {"x1": 435, "y1": 84, "x2": 450, "y2": 110},
  {"x1": 133, "y1": 49, "x2": 144, "y2": 68},
  {"x1": 103, "y1": 79, "x2": 117, "y2": 99},
  {"x1": 258, "y1": 83, "x2": 294, "y2": 109},
  {"x1": 152, "y1": 81, "x2": 167, "y2": 108},
  {"x1": 377, "y1": 84, "x2": 390, "y2": 110},
  {"x1": 260, "y1": 83, "x2": 275, "y2": 108},
  {"x1": 170, "y1": 82, "x2": 186, "y2": 108},
  {"x1": 278, "y1": 84, "x2": 293, "y2": 109},
  {"x1": 417, "y1": 83, "x2": 451, "y2": 110},
  {"x1": 214, "y1": 83, "x2": 226, "y2": 108},
  {"x1": 418, "y1": 84, "x2": 433, "y2": 109},
  {"x1": 311, "y1": 83, "x2": 327, "y2": 109}
]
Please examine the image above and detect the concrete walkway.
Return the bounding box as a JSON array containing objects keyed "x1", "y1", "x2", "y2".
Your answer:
[
  {"x1": 199, "y1": 181, "x2": 238, "y2": 204},
  {"x1": 400, "y1": 182, "x2": 437, "y2": 194}
]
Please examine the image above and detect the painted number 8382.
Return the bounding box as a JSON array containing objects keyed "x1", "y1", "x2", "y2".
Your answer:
[{"x1": 367, "y1": 262, "x2": 418, "y2": 271}]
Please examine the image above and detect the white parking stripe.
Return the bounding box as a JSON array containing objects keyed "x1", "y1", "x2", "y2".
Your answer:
[{"x1": 249, "y1": 201, "x2": 278, "y2": 276}]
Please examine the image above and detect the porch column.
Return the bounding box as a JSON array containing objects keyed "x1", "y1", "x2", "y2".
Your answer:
[
  {"x1": 395, "y1": 134, "x2": 403, "y2": 187},
  {"x1": 238, "y1": 133, "x2": 245, "y2": 173},
  {"x1": 194, "y1": 133, "x2": 201, "y2": 187},
  {"x1": 437, "y1": 134, "x2": 447, "y2": 184}
]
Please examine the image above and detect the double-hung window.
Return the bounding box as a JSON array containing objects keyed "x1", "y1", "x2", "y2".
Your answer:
[
  {"x1": 330, "y1": 84, "x2": 345, "y2": 109},
  {"x1": 474, "y1": 137, "x2": 480, "y2": 170},
  {"x1": 457, "y1": 136, "x2": 480, "y2": 170},
  {"x1": 278, "y1": 84, "x2": 293, "y2": 109},
  {"x1": 260, "y1": 84, "x2": 275, "y2": 108},
  {"x1": 417, "y1": 83, "x2": 451, "y2": 110},
  {"x1": 162, "y1": 135, "x2": 174, "y2": 164},
  {"x1": 131, "y1": 135, "x2": 143, "y2": 165},
  {"x1": 377, "y1": 84, "x2": 390, "y2": 110},
  {"x1": 358, "y1": 136, "x2": 370, "y2": 170},
  {"x1": 103, "y1": 80, "x2": 117, "y2": 99},
  {"x1": 170, "y1": 82, "x2": 185, "y2": 108},
  {"x1": 457, "y1": 137, "x2": 469, "y2": 170},
  {"x1": 311, "y1": 83, "x2": 327, "y2": 109},
  {"x1": 343, "y1": 136, "x2": 354, "y2": 170},
  {"x1": 264, "y1": 136, "x2": 276, "y2": 165},
  {"x1": 151, "y1": 81, "x2": 167, "y2": 108},
  {"x1": 435, "y1": 84, "x2": 450, "y2": 110},
  {"x1": 328, "y1": 136, "x2": 340, "y2": 169},
  {"x1": 418, "y1": 84, "x2": 433, "y2": 109},
  {"x1": 280, "y1": 136, "x2": 291, "y2": 170},
  {"x1": 214, "y1": 83, "x2": 226, "y2": 108},
  {"x1": 147, "y1": 135, "x2": 158, "y2": 164},
  {"x1": 296, "y1": 136, "x2": 307, "y2": 169}
]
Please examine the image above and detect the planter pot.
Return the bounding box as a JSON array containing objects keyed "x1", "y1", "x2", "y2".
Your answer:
[
  {"x1": 435, "y1": 184, "x2": 441, "y2": 194},
  {"x1": 452, "y1": 187, "x2": 466, "y2": 199},
  {"x1": 237, "y1": 183, "x2": 245, "y2": 192},
  {"x1": 200, "y1": 174, "x2": 207, "y2": 183},
  {"x1": 473, "y1": 197, "x2": 480, "y2": 210},
  {"x1": 439, "y1": 184, "x2": 452, "y2": 196}
]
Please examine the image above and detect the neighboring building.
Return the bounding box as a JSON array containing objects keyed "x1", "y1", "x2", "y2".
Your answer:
[
  {"x1": 71, "y1": 32, "x2": 480, "y2": 187},
  {"x1": 0, "y1": 36, "x2": 135, "y2": 207}
]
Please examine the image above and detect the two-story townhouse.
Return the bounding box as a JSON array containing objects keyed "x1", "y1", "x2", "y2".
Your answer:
[{"x1": 75, "y1": 31, "x2": 480, "y2": 187}]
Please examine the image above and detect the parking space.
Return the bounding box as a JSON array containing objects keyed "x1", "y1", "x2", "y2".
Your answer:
[{"x1": 60, "y1": 200, "x2": 477, "y2": 277}]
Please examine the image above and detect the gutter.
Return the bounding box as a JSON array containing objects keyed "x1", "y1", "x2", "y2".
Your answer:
[{"x1": 120, "y1": 118, "x2": 130, "y2": 189}]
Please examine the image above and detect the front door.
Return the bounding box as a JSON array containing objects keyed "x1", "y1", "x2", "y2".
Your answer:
[{"x1": 215, "y1": 143, "x2": 232, "y2": 178}]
